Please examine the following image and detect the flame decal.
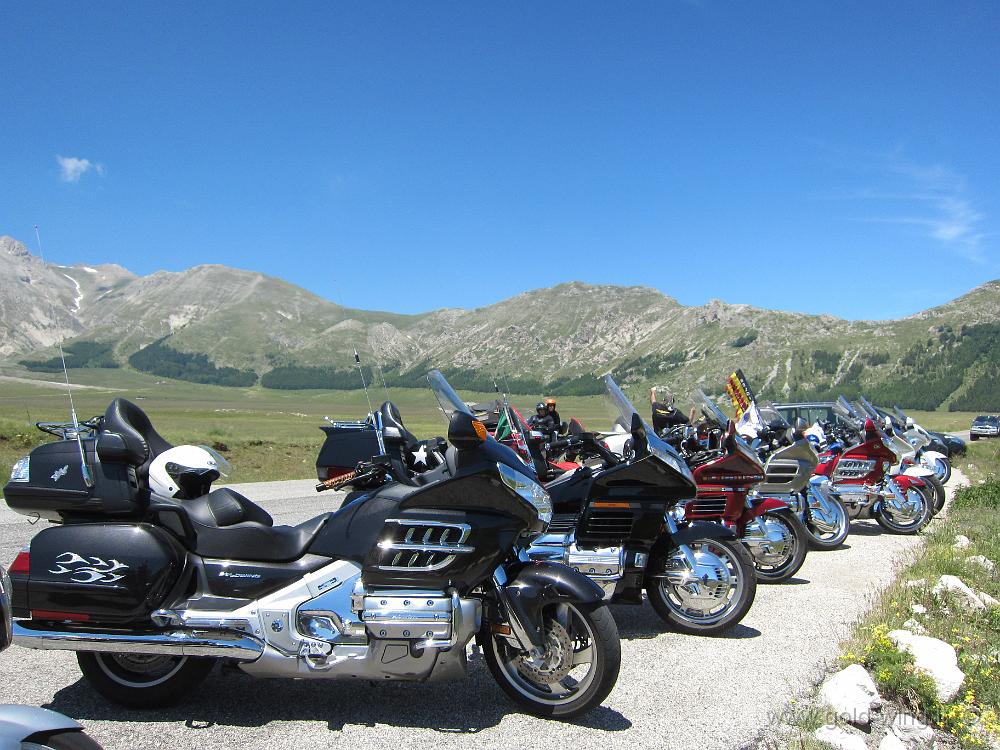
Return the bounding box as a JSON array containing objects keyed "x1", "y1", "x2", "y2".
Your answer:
[{"x1": 49, "y1": 552, "x2": 129, "y2": 584}]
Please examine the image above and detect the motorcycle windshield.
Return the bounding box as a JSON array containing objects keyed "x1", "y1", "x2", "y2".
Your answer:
[
  {"x1": 427, "y1": 369, "x2": 474, "y2": 420},
  {"x1": 834, "y1": 396, "x2": 862, "y2": 425},
  {"x1": 602, "y1": 374, "x2": 695, "y2": 487},
  {"x1": 758, "y1": 401, "x2": 789, "y2": 429},
  {"x1": 695, "y1": 389, "x2": 729, "y2": 428}
]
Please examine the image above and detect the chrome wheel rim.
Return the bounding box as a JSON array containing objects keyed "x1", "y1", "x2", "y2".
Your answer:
[
  {"x1": 881, "y1": 489, "x2": 927, "y2": 531},
  {"x1": 95, "y1": 653, "x2": 187, "y2": 688},
  {"x1": 658, "y1": 541, "x2": 744, "y2": 625},
  {"x1": 491, "y1": 602, "x2": 599, "y2": 706},
  {"x1": 751, "y1": 516, "x2": 798, "y2": 574},
  {"x1": 808, "y1": 501, "x2": 848, "y2": 544}
]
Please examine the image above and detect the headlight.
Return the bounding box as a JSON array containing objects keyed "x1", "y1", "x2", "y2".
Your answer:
[
  {"x1": 497, "y1": 463, "x2": 552, "y2": 525},
  {"x1": 9, "y1": 456, "x2": 29, "y2": 483}
]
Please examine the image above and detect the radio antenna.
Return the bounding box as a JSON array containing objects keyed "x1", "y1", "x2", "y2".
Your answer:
[
  {"x1": 354, "y1": 348, "x2": 375, "y2": 418},
  {"x1": 34, "y1": 225, "x2": 93, "y2": 488}
]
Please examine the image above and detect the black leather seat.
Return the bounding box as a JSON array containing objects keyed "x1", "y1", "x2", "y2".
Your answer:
[
  {"x1": 161, "y1": 488, "x2": 331, "y2": 563},
  {"x1": 99, "y1": 398, "x2": 174, "y2": 483}
]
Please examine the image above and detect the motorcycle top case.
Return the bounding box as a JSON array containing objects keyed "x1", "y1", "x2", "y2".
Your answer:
[
  {"x1": 315, "y1": 424, "x2": 381, "y2": 480},
  {"x1": 21, "y1": 523, "x2": 186, "y2": 624},
  {"x1": 4, "y1": 438, "x2": 138, "y2": 521}
]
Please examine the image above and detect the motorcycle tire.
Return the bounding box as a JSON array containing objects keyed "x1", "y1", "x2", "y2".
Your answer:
[
  {"x1": 479, "y1": 601, "x2": 620, "y2": 720},
  {"x1": 875, "y1": 485, "x2": 933, "y2": 535},
  {"x1": 804, "y1": 495, "x2": 850, "y2": 551},
  {"x1": 924, "y1": 475, "x2": 947, "y2": 515},
  {"x1": 21, "y1": 729, "x2": 106, "y2": 750},
  {"x1": 77, "y1": 652, "x2": 215, "y2": 708},
  {"x1": 646, "y1": 537, "x2": 757, "y2": 636},
  {"x1": 752, "y1": 509, "x2": 809, "y2": 583}
]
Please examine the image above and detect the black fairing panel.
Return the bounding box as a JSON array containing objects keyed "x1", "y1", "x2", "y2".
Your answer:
[
  {"x1": 591, "y1": 456, "x2": 692, "y2": 500},
  {"x1": 315, "y1": 425, "x2": 381, "y2": 480},
  {"x1": 199, "y1": 554, "x2": 331, "y2": 600},
  {"x1": 4, "y1": 438, "x2": 139, "y2": 520},
  {"x1": 308, "y1": 484, "x2": 414, "y2": 563},
  {"x1": 25, "y1": 523, "x2": 185, "y2": 624},
  {"x1": 362, "y1": 506, "x2": 521, "y2": 591}
]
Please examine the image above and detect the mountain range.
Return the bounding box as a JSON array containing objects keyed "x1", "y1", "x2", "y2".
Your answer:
[{"x1": 2, "y1": 234, "x2": 999, "y2": 409}]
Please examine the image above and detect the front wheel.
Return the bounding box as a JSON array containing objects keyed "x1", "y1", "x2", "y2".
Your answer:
[
  {"x1": 803, "y1": 493, "x2": 850, "y2": 550},
  {"x1": 917, "y1": 475, "x2": 947, "y2": 515},
  {"x1": 646, "y1": 537, "x2": 757, "y2": 635},
  {"x1": 875, "y1": 485, "x2": 932, "y2": 534},
  {"x1": 479, "y1": 601, "x2": 620, "y2": 719},
  {"x1": 750, "y1": 510, "x2": 808, "y2": 583},
  {"x1": 930, "y1": 457, "x2": 952, "y2": 484},
  {"x1": 21, "y1": 729, "x2": 106, "y2": 750},
  {"x1": 77, "y1": 652, "x2": 215, "y2": 708}
]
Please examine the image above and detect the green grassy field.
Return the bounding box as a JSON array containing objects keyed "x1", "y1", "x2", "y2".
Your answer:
[
  {"x1": 0, "y1": 368, "x2": 623, "y2": 487},
  {"x1": 0, "y1": 367, "x2": 990, "y2": 489}
]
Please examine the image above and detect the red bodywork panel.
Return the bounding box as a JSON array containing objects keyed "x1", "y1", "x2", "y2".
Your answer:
[{"x1": 688, "y1": 432, "x2": 770, "y2": 531}]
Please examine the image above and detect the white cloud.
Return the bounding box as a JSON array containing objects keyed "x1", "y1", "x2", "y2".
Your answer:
[
  {"x1": 812, "y1": 143, "x2": 990, "y2": 263},
  {"x1": 56, "y1": 155, "x2": 104, "y2": 183}
]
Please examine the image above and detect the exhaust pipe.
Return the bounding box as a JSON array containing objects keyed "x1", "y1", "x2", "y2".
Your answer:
[{"x1": 13, "y1": 621, "x2": 264, "y2": 661}]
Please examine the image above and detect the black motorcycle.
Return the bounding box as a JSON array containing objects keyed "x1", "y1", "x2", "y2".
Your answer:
[
  {"x1": 3, "y1": 371, "x2": 620, "y2": 719},
  {"x1": 385, "y1": 375, "x2": 758, "y2": 636},
  {"x1": 521, "y1": 375, "x2": 757, "y2": 636}
]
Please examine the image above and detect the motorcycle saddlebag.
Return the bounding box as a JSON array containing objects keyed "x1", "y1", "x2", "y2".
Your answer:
[
  {"x1": 316, "y1": 423, "x2": 381, "y2": 481},
  {"x1": 4, "y1": 438, "x2": 138, "y2": 521},
  {"x1": 20, "y1": 523, "x2": 186, "y2": 625}
]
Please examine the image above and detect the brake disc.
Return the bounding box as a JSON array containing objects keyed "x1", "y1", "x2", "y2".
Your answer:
[{"x1": 516, "y1": 618, "x2": 574, "y2": 684}]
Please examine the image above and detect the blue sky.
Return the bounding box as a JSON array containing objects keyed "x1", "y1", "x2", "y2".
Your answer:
[{"x1": 2, "y1": 2, "x2": 997, "y2": 319}]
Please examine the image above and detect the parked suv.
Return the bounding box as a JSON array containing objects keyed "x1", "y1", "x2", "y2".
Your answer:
[{"x1": 970, "y1": 415, "x2": 999, "y2": 441}]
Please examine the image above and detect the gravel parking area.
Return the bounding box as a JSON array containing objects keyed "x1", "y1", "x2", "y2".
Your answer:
[{"x1": 0, "y1": 477, "x2": 947, "y2": 750}]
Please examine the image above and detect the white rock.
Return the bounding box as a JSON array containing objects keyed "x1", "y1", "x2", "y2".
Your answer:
[
  {"x1": 966, "y1": 554, "x2": 997, "y2": 574},
  {"x1": 905, "y1": 579, "x2": 927, "y2": 588},
  {"x1": 814, "y1": 725, "x2": 869, "y2": 750},
  {"x1": 910, "y1": 603, "x2": 927, "y2": 615},
  {"x1": 903, "y1": 618, "x2": 928, "y2": 635},
  {"x1": 980, "y1": 591, "x2": 999, "y2": 608},
  {"x1": 888, "y1": 629, "x2": 966, "y2": 702},
  {"x1": 820, "y1": 663, "x2": 882, "y2": 727},
  {"x1": 954, "y1": 535, "x2": 972, "y2": 549},
  {"x1": 892, "y1": 712, "x2": 934, "y2": 746},
  {"x1": 879, "y1": 732, "x2": 908, "y2": 750},
  {"x1": 933, "y1": 574, "x2": 986, "y2": 610}
]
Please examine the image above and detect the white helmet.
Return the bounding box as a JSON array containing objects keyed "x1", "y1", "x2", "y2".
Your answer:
[{"x1": 148, "y1": 445, "x2": 230, "y2": 499}]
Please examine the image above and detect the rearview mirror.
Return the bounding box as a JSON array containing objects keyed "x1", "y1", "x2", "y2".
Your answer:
[{"x1": 448, "y1": 412, "x2": 488, "y2": 451}]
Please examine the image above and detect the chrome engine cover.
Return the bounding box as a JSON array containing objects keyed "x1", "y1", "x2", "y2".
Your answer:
[{"x1": 526, "y1": 533, "x2": 624, "y2": 600}]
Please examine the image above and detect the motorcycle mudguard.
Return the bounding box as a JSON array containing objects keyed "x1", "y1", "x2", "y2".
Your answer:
[
  {"x1": 903, "y1": 466, "x2": 935, "y2": 478},
  {"x1": 503, "y1": 561, "x2": 606, "y2": 648},
  {"x1": 748, "y1": 497, "x2": 790, "y2": 518},
  {"x1": 922, "y1": 450, "x2": 948, "y2": 464},
  {"x1": 892, "y1": 475, "x2": 925, "y2": 491},
  {"x1": 0, "y1": 705, "x2": 82, "y2": 750},
  {"x1": 668, "y1": 520, "x2": 738, "y2": 547}
]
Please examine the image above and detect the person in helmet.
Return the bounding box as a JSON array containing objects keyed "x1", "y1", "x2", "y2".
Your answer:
[
  {"x1": 544, "y1": 398, "x2": 563, "y2": 433},
  {"x1": 528, "y1": 401, "x2": 558, "y2": 434},
  {"x1": 651, "y1": 387, "x2": 689, "y2": 434}
]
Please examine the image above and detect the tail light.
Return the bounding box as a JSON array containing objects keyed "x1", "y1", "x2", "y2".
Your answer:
[{"x1": 9, "y1": 549, "x2": 29, "y2": 576}]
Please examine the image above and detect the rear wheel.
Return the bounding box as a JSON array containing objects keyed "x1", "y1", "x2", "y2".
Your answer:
[
  {"x1": 751, "y1": 510, "x2": 808, "y2": 583},
  {"x1": 480, "y1": 601, "x2": 620, "y2": 719},
  {"x1": 876, "y1": 485, "x2": 932, "y2": 534},
  {"x1": 646, "y1": 537, "x2": 757, "y2": 635},
  {"x1": 77, "y1": 652, "x2": 215, "y2": 708}
]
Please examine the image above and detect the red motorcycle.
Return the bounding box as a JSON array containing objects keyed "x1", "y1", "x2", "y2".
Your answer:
[
  {"x1": 662, "y1": 398, "x2": 809, "y2": 583},
  {"x1": 813, "y1": 403, "x2": 932, "y2": 534}
]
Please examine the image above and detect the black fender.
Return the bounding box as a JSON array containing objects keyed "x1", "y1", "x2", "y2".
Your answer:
[
  {"x1": 667, "y1": 520, "x2": 737, "y2": 547},
  {"x1": 499, "y1": 561, "x2": 605, "y2": 649}
]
